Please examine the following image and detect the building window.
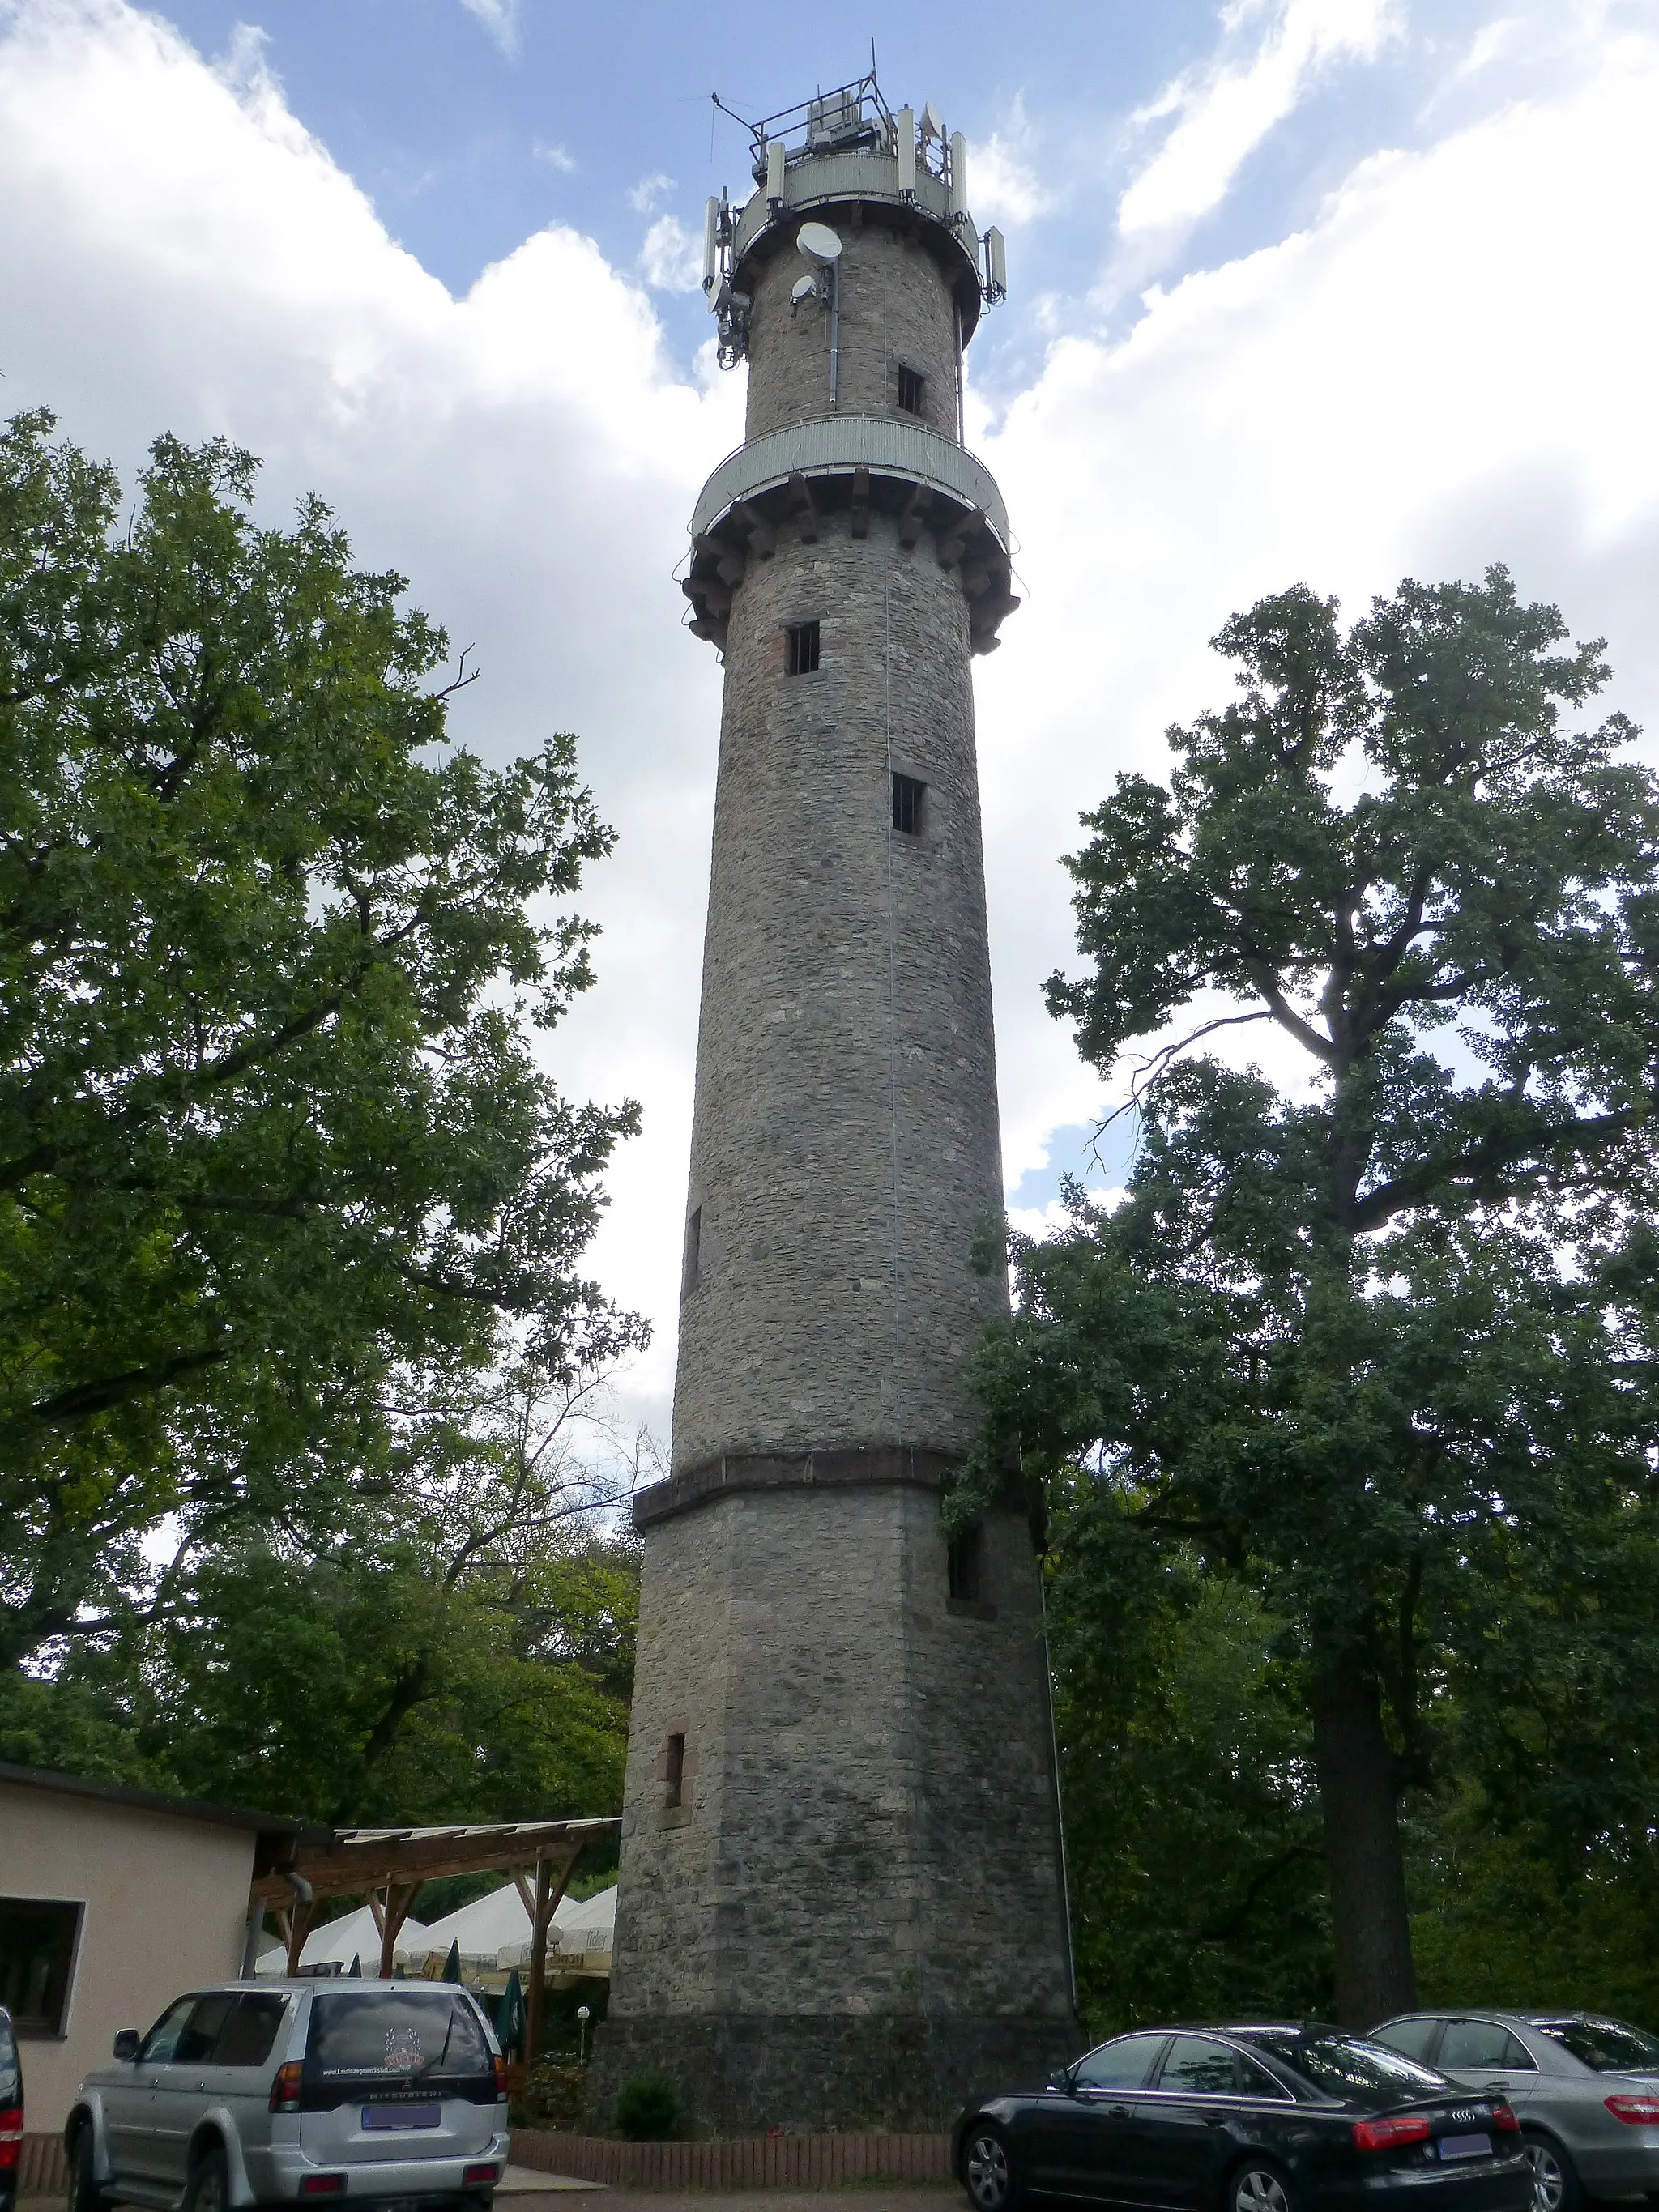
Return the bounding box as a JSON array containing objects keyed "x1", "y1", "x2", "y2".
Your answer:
[
  {"x1": 785, "y1": 620, "x2": 821, "y2": 675},
  {"x1": 892, "y1": 772, "x2": 927, "y2": 836},
  {"x1": 664, "y1": 1731, "x2": 687, "y2": 1809},
  {"x1": 947, "y1": 1527, "x2": 983, "y2": 1605},
  {"x1": 0, "y1": 1896, "x2": 83, "y2": 2036},
  {"x1": 682, "y1": 1206, "x2": 701, "y2": 1295},
  {"x1": 897, "y1": 364, "x2": 926, "y2": 416}
]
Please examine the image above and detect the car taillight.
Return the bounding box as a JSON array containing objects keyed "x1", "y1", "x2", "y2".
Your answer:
[
  {"x1": 1493, "y1": 2104, "x2": 1520, "y2": 2133},
  {"x1": 1353, "y1": 2116, "x2": 1433, "y2": 2152},
  {"x1": 270, "y1": 2062, "x2": 304, "y2": 2113},
  {"x1": 0, "y1": 2108, "x2": 20, "y2": 2172},
  {"x1": 299, "y1": 2178, "x2": 346, "y2": 2197},
  {"x1": 1606, "y1": 2096, "x2": 1659, "y2": 2125},
  {"x1": 493, "y1": 2056, "x2": 507, "y2": 2102},
  {"x1": 463, "y1": 2165, "x2": 500, "y2": 2185}
]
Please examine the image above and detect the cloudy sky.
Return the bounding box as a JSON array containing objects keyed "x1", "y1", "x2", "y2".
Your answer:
[{"x1": 4, "y1": 0, "x2": 1657, "y2": 1447}]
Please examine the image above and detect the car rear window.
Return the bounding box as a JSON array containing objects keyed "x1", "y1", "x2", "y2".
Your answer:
[
  {"x1": 305, "y1": 1990, "x2": 492, "y2": 2086},
  {"x1": 1534, "y1": 2019, "x2": 1659, "y2": 2073},
  {"x1": 215, "y1": 1994, "x2": 288, "y2": 2068},
  {"x1": 0, "y1": 2010, "x2": 18, "y2": 2103},
  {"x1": 1243, "y1": 2031, "x2": 1444, "y2": 2098},
  {"x1": 1439, "y1": 2020, "x2": 1536, "y2": 2071}
]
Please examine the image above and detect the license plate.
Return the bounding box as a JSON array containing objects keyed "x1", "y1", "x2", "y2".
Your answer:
[
  {"x1": 1438, "y1": 2133, "x2": 1492, "y2": 2160},
  {"x1": 363, "y1": 2103, "x2": 441, "y2": 2130}
]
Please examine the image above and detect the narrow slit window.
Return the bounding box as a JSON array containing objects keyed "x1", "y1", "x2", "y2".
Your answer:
[
  {"x1": 785, "y1": 620, "x2": 821, "y2": 675},
  {"x1": 897, "y1": 364, "x2": 926, "y2": 416},
  {"x1": 664, "y1": 1731, "x2": 686, "y2": 1809},
  {"x1": 892, "y1": 772, "x2": 927, "y2": 837},
  {"x1": 682, "y1": 1206, "x2": 701, "y2": 1295},
  {"x1": 947, "y1": 1527, "x2": 983, "y2": 1605}
]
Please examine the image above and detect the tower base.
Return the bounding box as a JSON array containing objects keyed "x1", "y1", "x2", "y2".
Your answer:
[{"x1": 588, "y1": 2012, "x2": 1080, "y2": 2137}]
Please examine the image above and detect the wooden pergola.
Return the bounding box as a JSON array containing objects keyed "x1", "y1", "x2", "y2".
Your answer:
[{"x1": 249, "y1": 1816, "x2": 618, "y2": 2062}]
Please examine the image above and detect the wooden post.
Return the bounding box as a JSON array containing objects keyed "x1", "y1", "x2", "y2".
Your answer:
[
  {"x1": 523, "y1": 1843, "x2": 584, "y2": 2066},
  {"x1": 284, "y1": 1897, "x2": 317, "y2": 1976},
  {"x1": 378, "y1": 1880, "x2": 422, "y2": 1978}
]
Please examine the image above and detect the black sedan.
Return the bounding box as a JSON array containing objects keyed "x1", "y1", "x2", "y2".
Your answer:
[{"x1": 955, "y1": 2024, "x2": 1535, "y2": 2212}]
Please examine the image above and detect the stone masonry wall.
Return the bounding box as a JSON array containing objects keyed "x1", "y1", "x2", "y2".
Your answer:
[
  {"x1": 671, "y1": 508, "x2": 1007, "y2": 1472},
  {"x1": 743, "y1": 215, "x2": 962, "y2": 441},
  {"x1": 603, "y1": 1483, "x2": 1076, "y2": 2129}
]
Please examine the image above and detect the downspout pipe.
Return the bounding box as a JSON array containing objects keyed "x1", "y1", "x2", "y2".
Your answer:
[{"x1": 828, "y1": 262, "x2": 840, "y2": 411}]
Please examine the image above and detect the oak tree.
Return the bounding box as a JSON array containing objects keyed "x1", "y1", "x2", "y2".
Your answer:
[
  {"x1": 968, "y1": 569, "x2": 1659, "y2": 2024},
  {"x1": 0, "y1": 411, "x2": 644, "y2": 1670}
]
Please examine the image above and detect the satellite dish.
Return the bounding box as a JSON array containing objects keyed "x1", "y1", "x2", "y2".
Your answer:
[
  {"x1": 789, "y1": 273, "x2": 820, "y2": 308},
  {"x1": 919, "y1": 101, "x2": 945, "y2": 143},
  {"x1": 796, "y1": 220, "x2": 843, "y2": 266}
]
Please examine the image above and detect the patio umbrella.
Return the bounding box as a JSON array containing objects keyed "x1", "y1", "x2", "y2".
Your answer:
[
  {"x1": 441, "y1": 1939, "x2": 463, "y2": 1984},
  {"x1": 496, "y1": 1971, "x2": 525, "y2": 2061}
]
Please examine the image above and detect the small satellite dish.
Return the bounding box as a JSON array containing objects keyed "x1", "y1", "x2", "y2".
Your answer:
[
  {"x1": 796, "y1": 220, "x2": 843, "y2": 266},
  {"x1": 919, "y1": 101, "x2": 945, "y2": 143},
  {"x1": 789, "y1": 272, "x2": 821, "y2": 309}
]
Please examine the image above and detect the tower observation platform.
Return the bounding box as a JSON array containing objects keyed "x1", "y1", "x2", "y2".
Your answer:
[{"x1": 596, "y1": 72, "x2": 1078, "y2": 2137}]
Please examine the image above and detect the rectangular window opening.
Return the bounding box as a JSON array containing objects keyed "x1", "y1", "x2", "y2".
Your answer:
[
  {"x1": 947, "y1": 1526, "x2": 983, "y2": 1605},
  {"x1": 664, "y1": 1731, "x2": 686, "y2": 1809},
  {"x1": 682, "y1": 1206, "x2": 701, "y2": 1295},
  {"x1": 897, "y1": 364, "x2": 926, "y2": 416},
  {"x1": 892, "y1": 772, "x2": 927, "y2": 837},
  {"x1": 785, "y1": 620, "x2": 821, "y2": 676},
  {"x1": 0, "y1": 1896, "x2": 83, "y2": 2036}
]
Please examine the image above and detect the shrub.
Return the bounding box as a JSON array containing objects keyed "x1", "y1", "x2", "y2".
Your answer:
[{"x1": 613, "y1": 2070, "x2": 679, "y2": 2141}]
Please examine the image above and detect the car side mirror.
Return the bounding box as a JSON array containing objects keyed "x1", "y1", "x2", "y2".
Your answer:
[
  {"x1": 1047, "y1": 2069, "x2": 1074, "y2": 2094},
  {"x1": 113, "y1": 2030, "x2": 141, "y2": 2062}
]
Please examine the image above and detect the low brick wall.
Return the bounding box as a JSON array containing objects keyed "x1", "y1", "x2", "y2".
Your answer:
[
  {"x1": 19, "y1": 2132, "x2": 67, "y2": 2195},
  {"x1": 510, "y1": 2127, "x2": 953, "y2": 2189}
]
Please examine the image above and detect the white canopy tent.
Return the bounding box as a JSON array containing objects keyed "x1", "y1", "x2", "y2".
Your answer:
[
  {"x1": 420, "y1": 1881, "x2": 580, "y2": 1967},
  {"x1": 256, "y1": 1901, "x2": 432, "y2": 1976},
  {"x1": 498, "y1": 1884, "x2": 614, "y2": 1967}
]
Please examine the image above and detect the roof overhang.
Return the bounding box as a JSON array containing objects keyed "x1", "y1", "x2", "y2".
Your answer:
[{"x1": 248, "y1": 1817, "x2": 621, "y2": 1905}]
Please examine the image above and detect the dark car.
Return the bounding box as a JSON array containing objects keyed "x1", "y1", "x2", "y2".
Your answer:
[
  {"x1": 0, "y1": 2004, "x2": 21, "y2": 2212},
  {"x1": 954, "y1": 2023, "x2": 1534, "y2": 2212}
]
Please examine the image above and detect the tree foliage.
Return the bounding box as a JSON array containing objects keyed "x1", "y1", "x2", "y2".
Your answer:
[
  {"x1": 966, "y1": 569, "x2": 1659, "y2": 2024},
  {"x1": 0, "y1": 1368, "x2": 644, "y2": 1829},
  {"x1": 0, "y1": 410, "x2": 645, "y2": 1669}
]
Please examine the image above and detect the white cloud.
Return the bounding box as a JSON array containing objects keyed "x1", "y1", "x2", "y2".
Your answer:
[
  {"x1": 973, "y1": 96, "x2": 1054, "y2": 228},
  {"x1": 534, "y1": 138, "x2": 575, "y2": 173},
  {"x1": 638, "y1": 211, "x2": 702, "y2": 292},
  {"x1": 975, "y1": 15, "x2": 1659, "y2": 1195},
  {"x1": 627, "y1": 170, "x2": 675, "y2": 214},
  {"x1": 1116, "y1": 0, "x2": 1395, "y2": 256},
  {"x1": 458, "y1": 0, "x2": 518, "y2": 58}
]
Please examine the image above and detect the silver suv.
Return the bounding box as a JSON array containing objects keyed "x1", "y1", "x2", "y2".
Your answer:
[{"x1": 65, "y1": 1980, "x2": 509, "y2": 2212}]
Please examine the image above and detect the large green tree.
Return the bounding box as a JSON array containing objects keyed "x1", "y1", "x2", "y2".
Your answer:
[
  {"x1": 967, "y1": 569, "x2": 1659, "y2": 2025},
  {"x1": 0, "y1": 410, "x2": 643, "y2": 1670}
]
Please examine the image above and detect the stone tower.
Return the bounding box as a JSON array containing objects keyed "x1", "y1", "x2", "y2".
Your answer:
[{"x1": 598, "y1": 76, "x2": 1077, "y2": 2135}]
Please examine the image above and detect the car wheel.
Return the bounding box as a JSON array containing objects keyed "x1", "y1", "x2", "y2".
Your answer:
[
  {"x1": 1230, "y1": 2160, "x2": 1294, "y2": 2212},
  {"x1": 181, "y1": 2146, "x2": 229, "y2": 2212},
  {"x1": 962, "y1": 2122, "x2": 1021, "y2": 2212},
  {"x1": 66, "y1": 2127, "x2": 110, "y2": 2212},
  {"x1": 1522, "y1": 2133, "x2": 1581, "y2": 2212}
]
